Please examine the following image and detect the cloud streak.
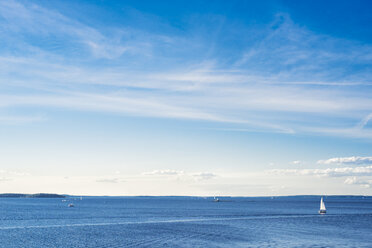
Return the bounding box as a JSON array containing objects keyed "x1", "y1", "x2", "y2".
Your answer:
[
  {"x1": 143, "y1": 170, "x2": 184, "y2": 176},
  {"x1": 291, "y1": 160, "x2": 301, "y2": 165},
  {"x1": 0, "y1": 115, "x2": 45, "y2": 124},
  {"x1": 317, "y1": 156, "x2": 372, "y2": 166},
  {"x1": 269, "y1": 165, "x2": 372, "y2": 178},
  {"x1": 143, "y1": 170, "x2": 217, "y2": 181},
  {"x1": 1, "y1": 1, "x2": 372, "y2": 139},
  {"x1": 96, "y1": 178, "x2": 122, "y2": 184}
]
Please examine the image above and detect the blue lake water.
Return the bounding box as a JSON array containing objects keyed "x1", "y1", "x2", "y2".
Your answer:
[{"x1": 1, "y1": 196, "x2": 371, "y2": 247}]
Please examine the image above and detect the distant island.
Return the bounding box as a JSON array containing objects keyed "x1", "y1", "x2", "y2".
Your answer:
[{"x1": 0, "y1": 193, "x2": 66, "y2": 198}]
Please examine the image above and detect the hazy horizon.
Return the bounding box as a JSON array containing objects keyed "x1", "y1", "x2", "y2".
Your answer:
[
  {"x1": 2, "y1": 193, "x2": 371, "y2": 197},
  {"x1": 1, "y1": 0, "x2": 372, "y2": 196}
]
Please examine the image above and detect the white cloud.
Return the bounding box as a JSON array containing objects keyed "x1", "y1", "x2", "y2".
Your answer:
[
  {"x1": 0, "y1": 169, "x2": 29, "y2": 182},
  {"x1": 96, "y1": 178, "x2": 121, "y2": 184},
  {"x1": 0, "y1": 169, "x2": 30, "y2": 176},
  {"x1": 143, "y1": 170, "x2": 184, "y2": 176},
  {"x1": 0, "y1": 177, "x2": 12, "y2": 182},
  {"x1": 344, "y1": 177, "x2": 372, "y2": 188},
  {"x1": 291, "y1": 160, "x2": 301, "y2": 165},
  {"x1": 317, "y1": 156, "x2": 372, "y2": 165},
  {"x1": 269, "y1": 165, "x2": 372, "y2": 177},
  {"x1": 192, "y1": 172, "x2": 217, "y2": 181},
  {"x1": 143, "y1": 170, "x2": 217, "y2": 181}
]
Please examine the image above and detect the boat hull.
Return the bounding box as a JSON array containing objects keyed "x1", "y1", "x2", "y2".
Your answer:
[{"x1": 319, "y1": 210, "x2": 326, "y2": 214}]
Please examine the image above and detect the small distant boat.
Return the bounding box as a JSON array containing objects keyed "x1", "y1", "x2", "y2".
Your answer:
[
  {"x1": 68, "y1": 203, "x2": 74, "y2": 207},
  {"x1": 213, "y1": 197, "x2": 220, "y2": 202},
  {"x1": 319, "y1": 197, "x2": 326, "y2": 214}
]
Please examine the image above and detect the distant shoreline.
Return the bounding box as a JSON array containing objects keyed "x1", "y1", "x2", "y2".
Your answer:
[
  {"x1": 0, "y1": 194, "x2": 371, "y2": 198},
  {"x1": 0, "y1": 193, "x2": 66, "y2": 198}
]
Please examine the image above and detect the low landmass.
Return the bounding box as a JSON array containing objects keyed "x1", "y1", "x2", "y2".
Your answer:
[{"x1": 0, "y1": 193, "x2": 66, "y2": 198}]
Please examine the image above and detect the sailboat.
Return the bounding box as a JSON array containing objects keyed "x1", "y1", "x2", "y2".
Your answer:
[{"x1": 319, "y1": 197, "x2": 326, "y2": 214}]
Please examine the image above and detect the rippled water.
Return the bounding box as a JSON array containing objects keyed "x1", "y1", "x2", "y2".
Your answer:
[{"x1": 1, "y1": 196, "x2": 371, "y2": 247}]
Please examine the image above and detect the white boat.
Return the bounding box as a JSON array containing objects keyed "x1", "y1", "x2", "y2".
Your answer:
[
  {"x1": 319, "y1": 197, "x2": 326, "y2": 214},
  {"x1": 68, "y1": 203, "x2": 74, "y2": 207},
  {"x1": 213, "y1": 197, "x2": 220, "y2": 202}
]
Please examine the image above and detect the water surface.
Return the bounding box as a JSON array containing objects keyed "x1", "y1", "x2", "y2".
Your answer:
[{"x1": 1, "y1": 196, "x2": 371, "y2": 247}]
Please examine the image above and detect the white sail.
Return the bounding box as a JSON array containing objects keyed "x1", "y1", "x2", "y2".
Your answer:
[{"x1": 320, "y1": 197, "x2": 326, "y2": 211}]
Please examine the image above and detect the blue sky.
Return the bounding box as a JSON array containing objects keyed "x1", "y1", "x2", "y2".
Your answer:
[{"x1": 1, "y1": 0, "x2": 372, "y2": 195}]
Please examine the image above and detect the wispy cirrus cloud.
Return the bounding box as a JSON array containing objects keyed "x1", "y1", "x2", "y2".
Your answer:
[
  {"x1": 0, "y1": 0, "x2": 137, "y2": 59},
  {"x1": 356, "y1": 113, "x2": 372, "y2": 129},
  {"x1": 0, "y1": 114, "x2": 45, "y2": 124},
  {"x1": 1, "y1": 1, "x2": 372, "y2": 139},
  {"x1": 235, "y1": 13, "x2": 372, "y2": 84}
]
